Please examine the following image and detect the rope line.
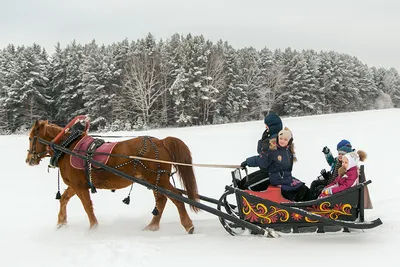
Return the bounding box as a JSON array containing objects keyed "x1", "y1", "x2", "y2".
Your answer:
[{"x1": 71, "y1": 148, "x2": 239, "y2": 169}]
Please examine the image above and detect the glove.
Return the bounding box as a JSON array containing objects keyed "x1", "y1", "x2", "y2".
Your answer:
[
  {"x1": 322, "y1": 188, "x2": 332, "y2": 195},
  {"x1": 320, "y1": 169, "x2": 331, "y2": 180},
  {"x1": 240, "y1": 161, "x2": 248, "y2": 169},
  {"x1": 318, "y1": 188, "x2": 332, "y2": 198},
  {"x1": 322, "y1": 146, "x2": 330, "y2": 154}
]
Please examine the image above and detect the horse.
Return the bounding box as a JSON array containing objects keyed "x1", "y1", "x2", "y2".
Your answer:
[{"x1": 25, "y1": 119, "x2": 199, "y2": 234}]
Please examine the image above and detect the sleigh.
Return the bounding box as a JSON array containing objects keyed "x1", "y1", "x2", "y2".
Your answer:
[{"x1": 217, "y1": 166, "x2": 382, "y2": 235}]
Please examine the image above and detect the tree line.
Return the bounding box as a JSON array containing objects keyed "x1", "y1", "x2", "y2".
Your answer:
[{"x1": 0, "y1": 33, "x2": 399, "y2": 133}]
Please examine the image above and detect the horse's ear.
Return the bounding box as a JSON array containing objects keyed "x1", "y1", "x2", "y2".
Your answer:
[{"x1": 34, "y1": 120, "x2": 39, "y2": 128}]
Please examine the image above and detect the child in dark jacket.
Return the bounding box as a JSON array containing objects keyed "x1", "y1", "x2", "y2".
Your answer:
[
  {"x1": 241, "y1": 128, "x2": 309, "y2": 201},
  {"x1": 257, "y1": 112, "x2": 283, "y2": 154},
  {"x1": 310, "y1": 139, "x2": 354, "y2": 199},
  {"x1": 239, "y1": 112, "x2": 283, "y2": 191},
  {"x1": 319, "y1": 150, "x2": 367, "y2": 198}
]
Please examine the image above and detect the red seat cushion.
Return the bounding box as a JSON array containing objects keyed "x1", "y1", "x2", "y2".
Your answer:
[{"x1": 244, "y1": 186, "x2": 292, "y2": 203}]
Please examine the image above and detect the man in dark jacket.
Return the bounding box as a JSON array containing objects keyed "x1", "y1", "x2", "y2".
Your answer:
[{"x1": 238, "y1": 112, "x2": 283, "y2": 191}]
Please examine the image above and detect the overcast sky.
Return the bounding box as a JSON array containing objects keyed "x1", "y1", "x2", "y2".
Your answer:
[{"x1": 1, "y1": 0, "x2": 399, "y2": 70}]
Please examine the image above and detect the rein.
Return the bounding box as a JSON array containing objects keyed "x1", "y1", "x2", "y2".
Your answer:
[
  {"x1": 37, "y1": 137, "x2": 239, "y2": 169},
  {"x1": 69, "y1": 148, "x2": 240, "y2": 169},
  {"x1": 44, "y1": 115, "x2": 239, "y2": 169},
  {"x1": 90, "y1": 134, "x2": 138, "y2": 138}
]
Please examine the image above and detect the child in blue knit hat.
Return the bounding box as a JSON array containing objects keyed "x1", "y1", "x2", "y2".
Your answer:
[{"x1": 309, "y1": 139, "x2": 354, "y2": 199}]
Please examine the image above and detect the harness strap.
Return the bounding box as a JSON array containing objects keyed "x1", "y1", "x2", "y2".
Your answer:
[
  {"x1": 85, "y1": 138, "x2": 105, "y2": 193},
  {"x1": 122, "y1": 136, "x2": 149, "y2": 205},
  {"x1": 55, "y1": 169, "x2": 61, "y2": 200},
  {"x1": 148, "y1": 137, "x2": 162, "y2": 216}
]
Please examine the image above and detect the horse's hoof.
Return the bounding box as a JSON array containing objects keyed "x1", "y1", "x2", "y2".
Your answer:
[
  {"x1": 144, "y1": 224, "x2": 160, "y2": 232},
  {"x1": 187, "y1": 226, "x2": 195, "y2": 234},
  {"x1": 89, "y1": 223, "x2": 98, "y2": 230},
  {"x1": 56, "y1": 222, "x2": 67, "y2": 229}
]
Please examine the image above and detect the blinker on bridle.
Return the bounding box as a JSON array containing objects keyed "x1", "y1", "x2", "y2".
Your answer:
[{"x1": 27, "y1": 128, "x2": 50, "y2": 163}]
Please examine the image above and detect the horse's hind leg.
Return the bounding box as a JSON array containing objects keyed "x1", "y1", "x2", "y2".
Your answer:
[
  {"x1": 57, "y1": 186, "x2": 76, "y2": 228},
  {"x1": 144, "y1": 192, "x2": 168, "y2": 232},
  {"x1": 75, "y1": 188, "x2": 98, "y2": 229},
  {"x1": 164, "y1": 182, "x2": 194, "y2": 234}
]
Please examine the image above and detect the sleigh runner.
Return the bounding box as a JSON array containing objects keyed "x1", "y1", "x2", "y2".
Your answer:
[{"x1": 26, "y1": 116, "x2": 382, "y2": 238}]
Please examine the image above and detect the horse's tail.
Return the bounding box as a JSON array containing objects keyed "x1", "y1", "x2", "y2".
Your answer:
[{"x1": 162, "y1": 136, "x2": 199, "y2": 213}]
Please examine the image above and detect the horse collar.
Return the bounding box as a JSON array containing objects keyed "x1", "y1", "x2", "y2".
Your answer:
[{"x1": 49, "y1": 130, "x2": 84, "y2": 168}]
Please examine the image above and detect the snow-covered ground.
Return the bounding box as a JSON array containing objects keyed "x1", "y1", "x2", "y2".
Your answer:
[{"x1": 1, "y1": 109, "x2": 398, "y2": 267}]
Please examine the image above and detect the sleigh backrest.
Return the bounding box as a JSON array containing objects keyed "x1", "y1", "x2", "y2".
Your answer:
[
  {"x1": 359, "y1": 165, "x2": 373, "y2": 210},
  {"x1": 359, "y1": 165, "x2": 366, "y2": 183}
]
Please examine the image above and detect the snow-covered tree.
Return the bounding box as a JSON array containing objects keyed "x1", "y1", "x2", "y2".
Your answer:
[
  {"x1": 258, "y1": 48, "x2": 286, "y2": 116},
  {"x1": 108, "y1": 38, "x2": 132, "y2": 125},
  {"x1": 2, "y1": 44, "x2": 49, "y2": 131},
  {"x1": 47, "y1": 42, "x2": 67, "y2": 124},
  {"x1": 373, "y1": 67, "x2": 400, "y2": 107},
  {"x1": 236, "y1": 47, "x2": 262, "y2": 120},
  {"x1": 81, "y1": 40, "x2": 119, "y2": 127},
  {"x1": 271, "y1": 48, "x2": 296, "y2": 115},
  {"x1": 154, "y1": 34, "x2": 184, "y2": 127},
  {"x1": 351, "y1": 59, "x2": 378, "y2": 110},
  {"x1": 122, "y1": 33, "x2": 167, "y2": 126},
  {"x1": 169, "y1": 34, "x2": 219, "y2": 125},
  {"x1": 213, "y1": 41, "x2": 245, "y2": 123},
  {"x1": 54, "y1": 40, "x2": 85, "y2": 123}
]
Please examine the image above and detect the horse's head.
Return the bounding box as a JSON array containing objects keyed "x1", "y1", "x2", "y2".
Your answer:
[{"x1": 25, "y1": 120, "x2": 51, "y2": 166}]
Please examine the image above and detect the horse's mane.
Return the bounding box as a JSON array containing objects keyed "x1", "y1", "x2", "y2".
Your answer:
[{"x1": 41, "y1": 121, "x2": 63, "y2": 139}]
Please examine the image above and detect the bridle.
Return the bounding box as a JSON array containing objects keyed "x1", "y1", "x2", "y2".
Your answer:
[{"x1": 27, "y1": 127, "x2": 51, "y2": 164}]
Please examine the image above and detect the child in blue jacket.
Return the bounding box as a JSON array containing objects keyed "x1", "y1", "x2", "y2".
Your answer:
[{"x1": 241, "y1": 128, "x2": 309, "y2": 201}]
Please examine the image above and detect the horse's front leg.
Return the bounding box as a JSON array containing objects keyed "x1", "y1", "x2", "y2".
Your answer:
[
  {"x1": 57, "y1": 186, "x2": 76, "y2": 228},
  {"x1": 75, "y1": 188, "x2": 98, "y2": 229}
]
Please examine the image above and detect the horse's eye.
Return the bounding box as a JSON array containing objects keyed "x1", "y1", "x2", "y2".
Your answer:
[{"x1": 29, "y1": 138, "x2": 32, "y2": 141}]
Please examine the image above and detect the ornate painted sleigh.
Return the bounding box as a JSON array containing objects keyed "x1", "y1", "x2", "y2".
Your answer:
[{"x1": 217, "y1": 166, "x2": 382, "y2": 235}]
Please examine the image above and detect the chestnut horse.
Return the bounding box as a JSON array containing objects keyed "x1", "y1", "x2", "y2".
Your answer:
[{"x1": 25, "y1": 120, "x2": 199, "y2": 234}]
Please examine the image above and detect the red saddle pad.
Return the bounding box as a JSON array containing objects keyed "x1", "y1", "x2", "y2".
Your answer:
[{"x1": 70, "y1": 135, "x2": 118, "y2": 170}]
